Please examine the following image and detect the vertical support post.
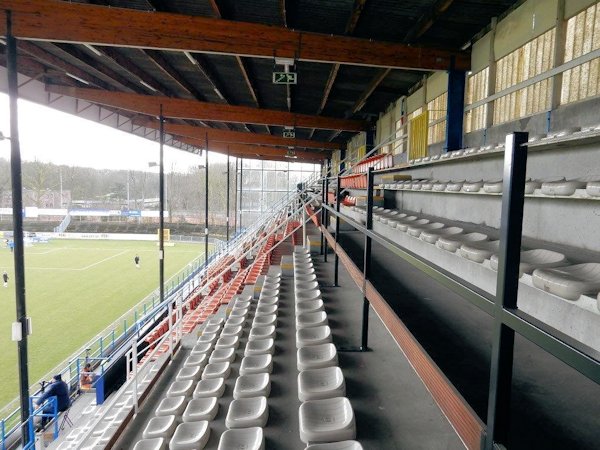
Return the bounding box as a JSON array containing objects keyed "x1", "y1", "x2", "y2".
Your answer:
[
  {"x1": 485, "y1": 132, "x2": 529, "y2": 450},
  {"x1": 204, "y1": 136, "x2": 209, "y2": 266},
  {"x1": 158, "y1": 112, "x2": 171, "y2": 359},
  {"x1": 132, "y1": 339, "x2": 138, "y2": 414},
  {"x1": 6, "y1": 13, "x2": 30, "y2": 446},
  {"x1": 361, "y1": 167, "x2": 374, "y2": 351},
  {"x1": 99, "y1": 336, "x2": 103, "y2": 358},
  {"x1": 551, "y1": 0, "x2": 566, "y2": 112},
  {"x1": 302, "y1": 201, "x2": 307, "y2": 249},
  {"x1": 239, "y1": 161, "x2": 243, "y2": 230},
  {"x1": 333, "y1": 174, "x2": 341, "y2": 287},
  {"x1": 226, "y1": 147, "x2": 230, "y2": 242},
  {"x1": 320, "y1": 173, "x2": 325, "y2": 255},
  {"x1": 485, "y1": 17, "x2": 498, "y2": 134},
  {"x1": 445, "y1": 57, "x2": 466, "y2": 152},
  {"x1": 323, "y1": 168, "x2": 329, "y2": 263},
  {"x1": 234, "y1": 158, "x2": 238, "y2": 234}
]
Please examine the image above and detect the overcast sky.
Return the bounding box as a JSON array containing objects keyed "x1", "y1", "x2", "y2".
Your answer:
[{"x1": 0, "y1": 93, "x2": 227, "y2": 172}]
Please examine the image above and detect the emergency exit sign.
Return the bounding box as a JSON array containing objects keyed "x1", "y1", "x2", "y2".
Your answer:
[
  {"x1": 272, "y1": 71, "x2": 297, "y2": 84},
  {"x1": 283, "y1": 129, "x2": 296, "y2": 138}
]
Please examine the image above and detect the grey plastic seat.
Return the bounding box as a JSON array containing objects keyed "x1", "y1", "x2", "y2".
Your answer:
[
  {"x1": 176, "y1": 366, "x2": 202, "y2": 382},
  {"x1": 295, "y1": 262, "x2": 315, "y2": 271},
  {"x1": 262, "y1": 281, "x2": 280, "y2": 291},
  {"x1": 524, "y1": 179, "x2": 543, "y2": 194},
  {"x1": 205, "y1": 317, "x2": 224, "y2": 328},
  {"x1": 193, "y1": 378, "x2": 226, "y2": 399},
  {"x1": 244, "y1": 338, "x2": 275, "y2": 356},
  {"x1": 296, "y1": 312, "x2": 329, "y2": 330},
  {"x1": 202, "y1": 362, "x2": 231, "y2": 380},
  {"x1": 197, "y1": 333, "x2": 218, "y2": 346},
  {"x1": 436, "y1": 232, "x2": 488, "y2": 253},
  {"x1": 297, "y1": 344, "x2": 338, "y2": 371},
  {"x1": 209, "y1": 347, "x2": 236, "y2": 364},
  {"x1": 225, "y1": 396, "x2": 268, "y2": 428},
  {"x1": 541, "y1": 179, "x2": 585, "y2": 196},
  {"x1": 299, "y1": 397, "x2": 356, "y2": 444},
  {"x1": 166, "y1": 380, "x2": 195, "y2": 398},
  {"x1": 221, "y1": 325, "x2": 244, "y2": 338},
  {"x1": 396, "y1": 217, "x2": 427, "y2": 232},
  {"x1": 202, "y1": 324, "x2": 221, "y2": 335},
  {"x1": 483, "y1": 180, "x2": 503, "y2": 193},
  {"x1": 215, "y1": 336, "x2": 240, "y2": 350},
  {"x1": 296, "y1": 326, "x2": 332, "y2": 348},
  {"x1": 156, "y1": 396, "x2": 187, "y2": 418},
  {"x1": 297, "y1": 280, "x2": 319, "y2": 292},
  {"x1": 252, "y1": 314, "x2": 277, "y2": 328},
  {"x1": 490, "y1": 249, "x2": 568, "y2": 277},
  {"x1": 295, "y1": 268, "x2": 316, "y2": 277},
  {"x1": 233, "y1": 373, "x2": 271, "y2": 399},
  {"x1": 233, "y1": 300, "x2": 252, "y2": 310},
  {"x1": 586, "y1": 180, "x2": 600, "y2": 197},
  {"x1": 184, "y1": 355, "x2": 208, "y2": 372},
  {"x1": 407, "y1": 222, "x2": 444, "y2": 238},
  {"x1": 169, "y1": 421, "x2": 210, "y2": 450},
  {"x1": 260, "y1": 288, "x2": 279, "y2": 299},
  {"x1": 257, "y1": 296, "x2": 279, "y2": 307},
  {"x1": 226, "y1": 316, "x2": 247, "y2": 327},
  {"x1": 298, "y1": 367, "x2": 346, "y2": 401},
  {"x1": 532, "y1": 263, "x2": 600, "y2": 301},
  {"x1": 296, "y1": 289, "x2": 322, "y2": 303},
  {"x1": 432, "y1": 181, "x2": 449, "y2": 191},
  {"x1": 420, "y1": 227, "x2": 464, "y2": 244},
  {"x1": 459, "y1": 240, "x2": 500, "y2": 263},
  {"x1": 305, "y1": 441, "x2": 363, "y2": 450},
  {"x1": 218, "y1": 427, "x2": 264, "y2": 450},
  {"x1": 133, "y1": 438, "x2": 165, "y2": 450},
  {"x1": 239, "y1": 354, "x2": 273, "y2": 375},
  {"x1": 463, "y1": 180, "x2": 484, "y2": 192},
  {"x1": 182, "y1": 397, "x2": 219, "y2": 422},
  {"x1": 230, "y1": 308, "x2": 249, "y2": 319},
  {"x1": 296, "y1": 299, "x2": 325, "y2": 315},
  {"x1": 249, "y1": 325, "x2": 276, "y2": 341},
  {"x1": 295, "y1": 274, "x2": 318, "y2": 287},
  {"x1": 191, "y1": 343, "x2": 213, "y2": 356},
  {"x1": 142, "y1": 415, "x2": 177, "y2": 439},
  {"x1": 255, "y1": 304, "x2": 278, "y2": 317}
]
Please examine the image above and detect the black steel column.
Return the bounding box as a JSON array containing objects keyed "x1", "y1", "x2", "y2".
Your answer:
[
  {"x1": 204, "y1": 136, "x2": 209, "y2": 264},
  {"x1": 485, "y1": 132, "x2": 528, "y2": 450},
  {"x1": 7, "y1": 14, "x2": 31, "y2": 445},
  {"x1": 239, "y1": 161, "x2": 243, "y2": 230},
  {"x1": 361, "y1": 167, "x2": 374, "y2": 351},
  {"x1": 333, "y1": 174, "x2": 341, "y2": 287},
  {"x1": 234, "y1": 157, "x2": 238, "y2": 234},
  {"x1": 226, "y1": 147, "x2": 230, "y2": 242},
  {"x1": 320, "y1": 173, "x2": 325, "y2": 255},
  {"x1": 323, "y1": 169, "x2": 329, "y2": 263},
  {"x1": 159, "y1": 112, "x2": 165, "y2": 311}
]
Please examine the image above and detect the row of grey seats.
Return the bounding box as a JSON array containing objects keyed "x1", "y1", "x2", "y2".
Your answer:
[
  {"x1": 293, "y1": 247, "x2": 362, "y2": 450},
  {"x1": 351, "y1": 206, "x2": 600, "y2": 306},
  {"x1": 132, "y1": 272, "x2": 282, "y2": 450},
  {"x1": 381, "y1": 177, "x2": 600, "y2": 197}
]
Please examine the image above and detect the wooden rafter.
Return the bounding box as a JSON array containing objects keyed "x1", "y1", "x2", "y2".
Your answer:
[
  {"x1": 404, "y1": 0, "x2": 456, "y2": 43},
  {"x1": 45, "y1": 85, "x2": 367, "y2": 131},
  {"x1": 144, "y1": 49, "x2": 206, "y2": 100},
  {"x1": 0, "y1": 0, "x2": 470, "y2": 71},
  {"x1": 136, "y1": 119, "x2": 339, "y2": 150}
]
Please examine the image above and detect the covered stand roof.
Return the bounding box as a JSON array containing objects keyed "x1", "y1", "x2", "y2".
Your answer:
[{"x1": 0, "y1": 0, "x2": 520, "y2": 162}]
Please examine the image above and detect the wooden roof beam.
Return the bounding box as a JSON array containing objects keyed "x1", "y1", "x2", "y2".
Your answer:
[
  {"x1": 45, "y1": 85, "x2": 367, "y2": 131},
  {"x1": 136, "y1": 119, "x2": 338, "y2": 150},
  {"x1": 144, "y1": 49, "x2": 207, "y2": 101},
  {"x1": 404, "y1": 0, "x2": 456, "y2": 43},
  {"x1": 0, "y1": 0, "x2": 470, "y2": 71}
]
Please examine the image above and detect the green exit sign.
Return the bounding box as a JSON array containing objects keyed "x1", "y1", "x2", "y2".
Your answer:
[{"x1": 272, "y1": 71, "x2": 297, "y2": 85}]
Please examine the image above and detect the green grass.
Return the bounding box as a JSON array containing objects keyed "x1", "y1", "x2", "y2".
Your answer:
[{"x1": 0, "y1": 239, "x2": 207, "y2": 408}]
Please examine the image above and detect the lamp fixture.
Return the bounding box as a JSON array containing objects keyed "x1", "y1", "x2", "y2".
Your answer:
[
  {"x1": 83, "y1": 43, "x2": 102, "y2": 56},
  {"x1": 66, "y1": 72, "x2": 90, "y2": 85},
  {"x1": 140, "y1": 80, "x2": 158, "y2": 92},
  {"x1": 184, "y1": 51, "x2": 198, "y2": 66}
]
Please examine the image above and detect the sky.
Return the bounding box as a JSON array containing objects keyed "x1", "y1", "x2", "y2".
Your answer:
[{"x1": 0, "y1": 93, "x2": 228, "y2": 172}]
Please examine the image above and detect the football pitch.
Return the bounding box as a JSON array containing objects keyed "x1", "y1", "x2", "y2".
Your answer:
[{"x1": 0, "y1": 239, "x2": 208, "y2": 408}]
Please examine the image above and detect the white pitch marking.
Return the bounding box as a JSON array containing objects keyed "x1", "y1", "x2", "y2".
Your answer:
[{"x1": 26, "y1": 250, "x2": 129, "y2": 271}]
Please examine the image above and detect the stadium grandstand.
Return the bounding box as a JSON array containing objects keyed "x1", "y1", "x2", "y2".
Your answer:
[{"x1": 1, "y1": 1, "x2": 600, "y2": 449}]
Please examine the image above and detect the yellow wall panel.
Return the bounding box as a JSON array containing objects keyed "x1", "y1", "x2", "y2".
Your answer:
[
  {"x1": 426, "y1": 71, "x2": 449, "y2": 102},
  {"x1": 566, "y1": 0, "x2": 599, "y2": 18}
]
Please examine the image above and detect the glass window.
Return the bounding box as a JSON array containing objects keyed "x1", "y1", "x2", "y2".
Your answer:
[
  {"x1": 243, "y1": 170, "x2": 262, "y2": 191},
  {"x1": 241, "y1": 191, "x2": 261, "y2": 211},
  {"x1": 263, "y1": 170, "x2": 277, "y2": 190},
  {"x1": 276, "y1": 171, "x2": 289, "y2": 191}
]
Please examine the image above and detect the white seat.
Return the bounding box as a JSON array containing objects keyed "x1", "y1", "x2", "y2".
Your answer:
[
  {"x1": 216, "y1": 336, "x2": 240, "y2": 349},
  {"x1": 249, "y1": 325, "x2": 276, "y2": 341},
  {"x1": 202, "y1": 324, "x2": 221, "y2": 335},
  {"x1": 296, "y1": 326, "x2": 332, "y2": 348},
  {"x1": 297, "y1": 280, "x2": 319, "y2": 292},
  {"x1": 193, "y1": 378, "x2": 226, "y2": 398},
  {"x1": 133, "y1": 438, "x2": 165, "y2": 450},
  {"x1": 226, "y1": 316, "x2": 247, "y2": 327},
  {"x1": 298, "y1": 367, "x2": 346, "y2": 401},
  {"x1": 166, "y1": 380, "x2": 195, "y2": 398},
  {"x1": 420, "y1": 227, "x2": 463, "y2": 244},
  {"x1": 230, "y1": 308, "x2": 249, "y2": 318},
  {"x1": 295, "y1": 268, "x2": 316, "y2": 277},
  {"x1": 183, "y1": 354, "x2": 208, "y2": 370},
  {"x1": 205, "y1": 317, "x2": 224, "y2": 328},
  {"x1": 436, "y1": 232, "x2": 488, "y2": 253},
  {"x1": 490, "y1": 249, "x2": 568, "y2": 277},
  {"x1": 244, "y1": 338, "x2": 275, "y2": 356},
  {"x1": 296, "y1": 289, "x2": 322, "y2": 303},
  {"x1": 218, "y1": 427, "x2": 264, "y2": 450},
  {"x1": 239, "y1": 354, "x2": 273, "y2": 375},
  {"x1": 462, "y1": 180, "x2": 484, "y2": 192},
  {"x1": 197, "y1": 333, "x2": 218, "y2": 346},
  {"x1": 541, "y1": 179, "x2": 585, "y2": 196},
  {"x1": 176, "y1": 366, "x2": 202, "y2": 382},
  {"x1": 252, "y1": 314, "x2": 277, "y2": 328},
  {"x1": 233, "y1": 300, "x2": 252, "y2": 310},
  {"x1": 395, "y1": 217, "x2": 427, "y2": 232},
  {"x1": 524, "y1": 179, "x2": 543, "y2": 194},
  {"x1": 191, "y1": 343, "x2": 213, "y2": 356},
  {"x1": 532, "y1": 263, "x2": 600, "y2": 301},
  {"x1": 260, "y1": 288, "x2": 279, "y2": 299},
  {"x1": 299, "y1": 397, "x2": 356, "y2": 444},
  {"x1": 296, "y1": 299, "x2": 325, "y2": 315},
  {"x1": 459, "y1": 240, "x2": 500, "y2": 263},
  {"x1": 257, "y1": 297, "x2": 279, "y2": 309},
  {"x1": 586, "y1": 180, "x2": 600, "y2": 197},
  {"x1": 225, "y1": 396, "x2": 268, "y2": 428},
  {"x1": 142, "y1": 415, "x2": 177, "y2": 439},
  {"x1": 432, "y1": 181, "x2": 448, "y2": 191},
  {"x1": 295, "y1": 274, "x2": 317, "y2": 286},
  {"x1": 202, "y1": 362, "x2": 231, "y2": 380},
  {"x1": 262, "y1": 282, "x2": 280, "y2": 291},
  {"x1": 295, "y1": 262, "x2": 315, "y2": 272},
  {"x1": 483, "y1": 180, "x2": 503, "y2": 193},
  {"x1": 209, "y1": 347, "x2": 236, "y2": 364},
  {"x1": 406, "y1": 222, "x2": 444, "y2": 238},
  {"x1": 182, "y1": 397, "x2": 219, "y2": 422},
  {"x1": 156, "y1": 396, "x2": 187, "y2": 418},
  {"x1": 169, "y1": 421, "x2": 210, "y2": 450},
  {"x1": 221, "y1": 325, "x2": 244, "y2": 338},
  {"x1": 296, "y1": 312, "x2": 329, "y2": 330},
  {"x1": 233, "y1": 373, "x2": 271, "y2": 399},
  {"x1": 255, "y1": 304, "x2": 278, "y2": 317},
  {"x1": 297, "y1": 344, "x2": 338, "y2": 371}
]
